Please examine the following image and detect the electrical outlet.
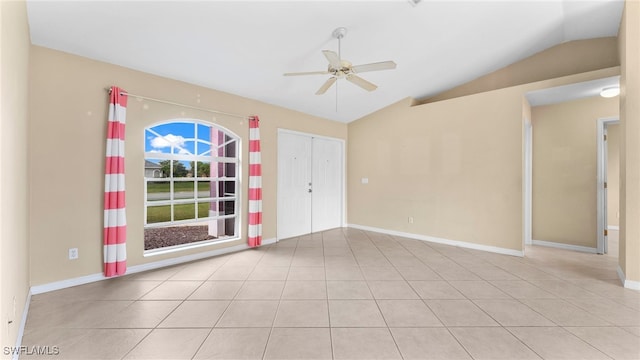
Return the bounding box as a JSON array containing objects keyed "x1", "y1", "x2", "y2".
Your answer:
[
  {"x1": 408, "y1": 216, "x2": 414, "y2": 224},
  {"x1": 68, "y1": 248, "x2": 79, "y2": 260}
]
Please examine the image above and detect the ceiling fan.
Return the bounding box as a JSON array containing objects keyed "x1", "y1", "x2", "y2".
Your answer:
[{"x1": 284, "y1": 27, "x2": 397, "y2": 95}]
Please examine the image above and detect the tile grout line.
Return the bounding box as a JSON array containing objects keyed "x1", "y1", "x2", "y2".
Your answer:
[
  {"x1": 118, "y1": 279, "x2": 194, "y2": 359},
  {"x1": 386, "y1": 231, "x2": 562, "y2": 360},
  {"x1": 359, "y1": 230, "x2": 412, "y2": 360},
  {"x1": 119, "y1": 262, "x2": 212, "y2": 360},
  {"x1": 22, "y1": 228, "x2": 639, "y2": 359},
  {"x1": 260, "y1": 234, "x2": 298, "y2": 359},
  {"x1": 327, "y1": 230, "x2": 335, "y2": 360},
  {"x1": 157, "y1": 252, "x2": 248, "y2": 359}
]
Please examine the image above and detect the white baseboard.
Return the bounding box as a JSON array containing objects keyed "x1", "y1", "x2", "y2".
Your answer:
[
  {"x1": 12, "y1": 290, "x2": 32, "y2": 360},
  {"x1": 30, "y1": 238, "x2": 276, "y2": 295},
  {"x1": 532, "y1": 239, "x2": 598, "y2": 254},
  {"x1": 617, "y1": 266, "x2": 640, "y2": 291},
  {"x1": 30, "y1": 272, "x2": 107, "y2": 295},
  {"x1": 608, "y1": 225, "x2": 620, "y2": 231},
  {"x1": 347, "y1": 224, "x2": 523, "y2": 257}
]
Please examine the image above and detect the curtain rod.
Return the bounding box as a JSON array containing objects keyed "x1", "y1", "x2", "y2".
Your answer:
[{"x1": 105, "y1": 88, "x2": 249, "y2": 120}]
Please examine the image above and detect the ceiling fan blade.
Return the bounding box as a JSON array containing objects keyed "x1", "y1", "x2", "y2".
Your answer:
[
  {"x1": 346, "y1": 74, "x2": 377, "y2": 92},
  {"x1": 352, "y1": 61, "x2": 397, "y2": 73},
  {"x1": 316, "y1": 77, "x2": 337, "y2": 95},
  {"x1": 284, "y1": 70, "x2": 330, "y2": 76},
  {"x1": 322, "y1": 50, "x2": 342, "y2": 69}
]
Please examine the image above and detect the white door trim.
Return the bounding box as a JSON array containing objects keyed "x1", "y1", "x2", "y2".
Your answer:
[
  {"x1": 276, "y1": 129, "x2": 346, "y2": 241},
  {"x1": 524, "y1": 120, "x2": 533, "y2": 247},
  {"x1": 597, "y1": 117, "x2": 619, "y2": 254}
]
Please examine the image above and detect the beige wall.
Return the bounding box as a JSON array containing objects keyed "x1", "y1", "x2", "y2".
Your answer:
[
  {"x1": 29, "y1": 46, "x2": 347, "y2": 285},
  {"x1": 0, "y1": 0, "x2": 31, "y2": 352},
  {"x1": 531, "y1": 96, "x2": 619, "y2": 248},
  {"x1": 347, "y1": 69, "x2": 617, "y2": 255},
  {"x1": 421, "y1": 38, "x2": 619, "y2": 104},
  {"x1": 618, "y1": 0, "x2": 640, "y2": 284},
  {"x1": 607, "y1": 124, "x2": 620, "y2": 228},
  {"x1": 347, "y1": 68, "x2": 618, "y2": 254},
  {"x1": 22, "y1": 1, "x2": 639, "y2": 291},
  {"x1": 349, "y1": 91, "x2": 523, "y2": 251}
]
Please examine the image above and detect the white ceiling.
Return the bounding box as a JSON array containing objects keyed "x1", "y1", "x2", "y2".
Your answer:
[
  {"x1": 26, "y1": 0, "x2": 624, "y2": 122},
  {"x1": 526, "y1": 75, "x2": 620, "y2": 107}
]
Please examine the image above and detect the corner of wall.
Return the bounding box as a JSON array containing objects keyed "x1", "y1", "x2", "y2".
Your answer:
[
  {"x1": 618, "y1": 0, "x2": 640, "y2": 285},
  {"x1": 0, "y1": 0, "x2": 32, "y2": 354}
]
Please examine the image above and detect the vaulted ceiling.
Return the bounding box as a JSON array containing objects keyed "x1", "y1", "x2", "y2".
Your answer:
[{"x1": 26, "y1": 0, "x2": 624, "y2": 122}]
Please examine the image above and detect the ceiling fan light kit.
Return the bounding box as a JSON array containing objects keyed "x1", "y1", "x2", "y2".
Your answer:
[{"x1": 283, "y1": 27, "x2": 397, "y2": 96}]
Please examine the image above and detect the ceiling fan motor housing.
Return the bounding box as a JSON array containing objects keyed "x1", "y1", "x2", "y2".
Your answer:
[{"x1": 329, "y1": 60, "x2": 353, "y2": 78}]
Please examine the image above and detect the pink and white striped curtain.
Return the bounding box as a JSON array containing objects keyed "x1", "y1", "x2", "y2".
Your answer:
[
  {"x1": 103, "y1": 86, "x2": 128, "y2": 276},
  {"x1": 248, "y1": 116, "x2": 263, "y2": 247}
]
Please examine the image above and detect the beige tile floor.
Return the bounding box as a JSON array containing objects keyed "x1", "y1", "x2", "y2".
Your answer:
[{"x1": 22, "y1": 228, "x2": 640, "y2": 359}]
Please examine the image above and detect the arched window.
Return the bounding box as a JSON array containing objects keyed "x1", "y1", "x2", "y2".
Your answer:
[{"x1": 143, "y1": 120, "x2": 240, "y2": 252}]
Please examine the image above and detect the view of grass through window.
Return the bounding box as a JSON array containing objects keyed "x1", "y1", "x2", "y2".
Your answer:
[{"x1": 144, "y1": 120, "x2": 239, "y2": 251}]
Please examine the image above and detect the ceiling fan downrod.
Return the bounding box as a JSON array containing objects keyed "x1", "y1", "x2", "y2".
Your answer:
[
  {"x1": 332, "y1": 27, "x2": 347, "y2": 112},
  {"x1": 332, "y1": 27, "x2": 347, "y2": 61}
]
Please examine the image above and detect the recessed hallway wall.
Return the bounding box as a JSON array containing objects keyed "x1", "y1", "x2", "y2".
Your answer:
[{"x1": 531, "y1": 96, "x2": 619, "y2": 249}]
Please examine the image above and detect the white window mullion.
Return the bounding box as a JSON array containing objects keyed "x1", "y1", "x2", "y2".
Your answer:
[{"x1": 144, "y1": 179, "x2": 148, "y2": 226}]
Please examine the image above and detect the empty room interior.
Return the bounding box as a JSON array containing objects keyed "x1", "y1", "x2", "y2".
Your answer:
[{"x1": 1, "y1": 0, "x2": 639, "y2": 359}]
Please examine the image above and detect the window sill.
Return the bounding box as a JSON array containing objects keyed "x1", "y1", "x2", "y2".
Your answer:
[{"x1": 143, "y1": 236, "x2": 241, "y2": 257}]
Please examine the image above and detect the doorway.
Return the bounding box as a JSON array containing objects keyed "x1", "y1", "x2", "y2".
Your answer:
[
  {"x1": 277, "y1": 130, "x2": 344, "y2": 240},
  {"x1": 524, "y1": 84, "x2": 619, "y2": 255}
]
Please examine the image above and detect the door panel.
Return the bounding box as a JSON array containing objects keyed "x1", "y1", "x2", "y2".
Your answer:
[
  {"x1": 278, "y1": 131, "x2": 343, "y2": 240},
  {"x1": 278, "y1": 133, "x2": 312, "y2": 239},
  {"x1": 312, "y1": 138, "x2": 343, "y2": 232}
]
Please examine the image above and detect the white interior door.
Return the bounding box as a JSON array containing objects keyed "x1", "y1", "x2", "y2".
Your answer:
[
  {"x1": 603, "y1": 125, "x2": 609, "y2": 254},
  {"x1": 312, "y1": 137, "x2": 343, "y2": 232},
  {"x1": 278, "y1": 131, "x2": 343, "y2": 240},
  {"x1": 597, "y1": 118, "x2": 618, "y2": 254},
  {"x1": 277, "y1": 132, "x2": 312, "y2": 240}
]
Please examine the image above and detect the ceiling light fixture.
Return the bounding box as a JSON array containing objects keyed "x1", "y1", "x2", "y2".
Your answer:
[
  {"x1": 600, "y1": 86, "x2": 620, "y2": 98},
  {"x1": 408, "y1": 0, "x2": 422, "y2": 6}
]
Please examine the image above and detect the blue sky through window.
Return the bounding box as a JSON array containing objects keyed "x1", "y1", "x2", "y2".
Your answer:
[{"x1": 145, "y1": 121, "x2": 213, "y2": 155}]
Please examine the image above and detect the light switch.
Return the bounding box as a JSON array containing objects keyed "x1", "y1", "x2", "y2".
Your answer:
[{"x1": 361, "y1": 178, "x2": 369, "y2": 184}]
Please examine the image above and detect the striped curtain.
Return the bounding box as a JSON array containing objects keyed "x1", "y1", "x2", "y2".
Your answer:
[
  {"x1": 103, "y1": 86, "x2": 128, "y2": 276},
  {"x1": 248, "y1": 116, "x2": 263, "y2": 247}
]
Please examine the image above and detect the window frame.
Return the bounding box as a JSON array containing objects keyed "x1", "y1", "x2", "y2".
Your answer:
[{"x1": 143, "y1": 119, "x2": 242, "y2": 255}]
